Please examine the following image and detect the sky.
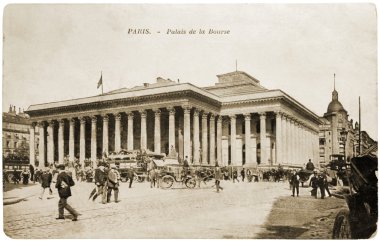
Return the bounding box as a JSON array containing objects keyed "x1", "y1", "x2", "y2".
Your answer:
[{"x1": 2, "y1": 4, "x2": 377, "y2": 139}]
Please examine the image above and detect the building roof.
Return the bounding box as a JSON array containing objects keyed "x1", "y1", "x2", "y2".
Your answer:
[
  {"x1": 327, "y1": 99, "x2": 345, "y2": 113},
  {"x1": 2, "y1": 112, "x2": 31, "y2": 125}
]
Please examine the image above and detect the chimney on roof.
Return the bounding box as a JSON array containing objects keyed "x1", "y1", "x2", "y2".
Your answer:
[
  {"x1": 143, "y1": 83, "x2": 149, "y2": 87},
  {"x1": 9, "y1": 105, "x2": 12, "y2": 113},
  {"x1": 178, "y1": 79, "x2": 180, "y2": 83}
]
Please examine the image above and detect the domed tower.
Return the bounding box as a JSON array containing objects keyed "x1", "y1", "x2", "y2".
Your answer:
[{"x1": 323, "y1": 75, "x2": 349, "y2": 157}]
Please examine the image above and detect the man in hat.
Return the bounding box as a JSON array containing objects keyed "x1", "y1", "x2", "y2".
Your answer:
[
  {"x1": 309, "y1": 171, "x2": 319, "y2": 198},
  {"x1": 214, "y1": 163, "x2": 223, "y2": 193},
  {"x1": 55, "y1": 164, "x2": 79, "y2": 221},
  {"x1": 39, "y1": 167, "x2": 53, "y2": 199},
  {"x1": 107, "y1": 164, "x2": 121, "y2": 203},
  {"x1": 93, "y1": 164, "x2": 108, "y2": 204},
  {"x1": 290, "y1": 170, "x2": 300, "y2": 197}
]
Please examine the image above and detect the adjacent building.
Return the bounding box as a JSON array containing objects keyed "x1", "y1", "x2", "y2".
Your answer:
[
  {"x1": 2, "y1": 106, "x2": 39, "y2": 163},
  {"x1": 25, "y1": 71, "x2": 322, "y2": 169}
]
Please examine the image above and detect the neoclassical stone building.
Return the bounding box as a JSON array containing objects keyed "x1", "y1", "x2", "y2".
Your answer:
[{"x1": 25, "y1": 71, "x2": 322, "y2": 169}]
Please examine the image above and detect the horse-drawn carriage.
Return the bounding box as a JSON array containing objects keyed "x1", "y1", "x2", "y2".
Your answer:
[{"x1": 332, "y1": 155, "x2": 378, "y2": 239}]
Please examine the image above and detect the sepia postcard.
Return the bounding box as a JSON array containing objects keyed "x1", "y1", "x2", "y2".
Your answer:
[{"x1": 2, "y1": 3, "x2": 378, "y2": 240}]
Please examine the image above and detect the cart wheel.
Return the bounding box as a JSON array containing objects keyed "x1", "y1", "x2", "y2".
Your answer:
[
  {"x1": 185, "y1": 178, "x2": 196, "y2": 189},
  {"x1": 160, "y1": 175, "x2": 174, "y2": 189},
  {"x1": 332, "y1": 209, "x2": 352, "y2": 239}
]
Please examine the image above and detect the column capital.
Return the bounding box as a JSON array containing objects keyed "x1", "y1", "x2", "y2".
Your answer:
[
  {"x1": 114, "y1": 113, "x2": 122, "y2": 121},
  {"x1": 202, "y1": 112, "x2": 209, "y2": 119},
  {"x1": 153, "y1": 108, "x2": 161, "y2": 115},
  {"x1": 193, "y1": 108, "x2": 200, "y2": 116},
  {"x1": 30, "y1": 122, "x2": 37, "y2": 128},
  {"x1": 127, "y1": 112, "x2": 134, "y2": 119},
  {"x1": 209, "y1": 113, "x2": 215, "y2": 120},
  {"x1": 47, "y1": 119, "x2": 56, "y2": 126},
  {"x1": 58, "y1": 119, "x2": 65, "y2": 126},
  {"x1": 217, "y1": 115, "x2": 223, "y2": 123},
  {"x1": 183, "y1": 105, "x2": 191, "y2": 114},
  {"x1": 167, "y1": 107, "x2": 176, "y2": 115},
  {"x1": 70, "y1": 118, "x2": 76, "y2": 124},
  {"x1": 274, "y1": 110, "x2": 284, "y2": 117},
  {"x1": 91, "y1": 116, "x2": 97, "y2": 123},
  {"x1": 102, "y1": 114, "x2": 109, "y2": 122},
  {"x1": 229, "y1": 114, "x2": 236, "y2": 120},
  {"x1": 259, "y1": 112, "x2": 266, "y2": 118},
  {"x1": 79, "y1": 116, "x2": 87, "y2": 124},
  {"x1": 139, "y1": 110, "x2": 147, "y2": 118},
  {"x1": 244, "y1": 113, "x2": 251, "y2": 121},
  {"x1": 182, "y1": 104, "x2": 191, "y2": 110}
]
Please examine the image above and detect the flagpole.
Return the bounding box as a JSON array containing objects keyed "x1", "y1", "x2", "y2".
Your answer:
[{"x1": 101, "y1": 71, "x2": 103, "y2": 95}]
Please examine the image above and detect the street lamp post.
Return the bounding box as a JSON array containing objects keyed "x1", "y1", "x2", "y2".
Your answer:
[{"x1": 340, "y1": 128, "x2": 352, "y2": 194}]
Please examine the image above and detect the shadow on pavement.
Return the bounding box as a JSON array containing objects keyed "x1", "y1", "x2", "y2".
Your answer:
[
  {"x1": 255, "y1": 225, "x2": 308, "y2": 239},
  {"x1": 3, "y1": 183, "x2": 38, "y2": 192}
]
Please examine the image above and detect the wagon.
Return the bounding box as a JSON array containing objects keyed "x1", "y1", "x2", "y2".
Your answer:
[{"x1": 332, "y1": 155, "x2": 377, "y2": 239}]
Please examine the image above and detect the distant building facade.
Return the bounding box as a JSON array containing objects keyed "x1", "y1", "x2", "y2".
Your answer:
[
  {"x1": 2, "y1": 106, "x2": 39, "y2": 164},
  {"x1": 318, "y1": 86, "x2": 376, "y2": 166},
  {"x1": 25, "y1": 71, "x2": 322, "y2": 169}
]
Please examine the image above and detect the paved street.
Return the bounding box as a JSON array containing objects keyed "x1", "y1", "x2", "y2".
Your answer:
[{"x1": 3, "y1": 180, "x2": 345, "y2": 239}]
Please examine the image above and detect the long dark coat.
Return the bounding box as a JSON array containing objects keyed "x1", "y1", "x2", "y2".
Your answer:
[
  {"x1": 55, "y1": 171, "x2": 75, "y2": 199},
  {"x1": 40, "y1": 172, "x2": 52, "y2": 188}
]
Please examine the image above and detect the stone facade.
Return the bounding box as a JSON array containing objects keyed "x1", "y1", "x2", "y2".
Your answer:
[
  {"x1": 25, "y1": 71, "x2": 322, "y2": 169},
  {"x1": 3, "y1": 106, "x2": 39, "y2": 164}
]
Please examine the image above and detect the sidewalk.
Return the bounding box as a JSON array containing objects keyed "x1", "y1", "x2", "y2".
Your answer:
[{"x1": 3, "y1": 183, "x2": 41, "y2": 205}]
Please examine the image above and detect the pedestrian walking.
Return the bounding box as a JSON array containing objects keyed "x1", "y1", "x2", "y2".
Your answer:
[
  {"x1": 214, "y1": 164, "x2": 223, "y2": 193},
  {"x1": 127, "y1": 166, "x2": 134, "y2": 188},
  {"x1": 21, "y1": 168, "x2": 30, "y2": 185},
  {"x1": 290, "y1": 170, "x2": 300, "y2": 197},
  {"x1": 92, "y1": 164, "x2": 108, "y2": 204},
  {"x1": 317, "y1": 173, "x2": 326, "y2": 199},
  {"x1": 107, "y1": 164, "x2": 121, "y2": 203},
  {"x1": 246, "y1": 169, "x2": 252, "y2": 182},
  {"x1": 309, "y1": 171, "x2": 319, "y2": 198},
  {"x1": 240, "y1": 168, "x2": 246, "y2": 182},
  {"x1": 232, "y1": 168, "x2": 239, "y2": 183},
  {"x1": 29, "y1": 164, "x2": 35, "y2": 183},
  {"x1": 321, "y1": 170, "x2": 332, "y2": 197},
  {"x1": 55, "y1": 164, "x2": 79, "y2": 221},
  {"x1": 39, "y1": 168, "x2": 53, "y2": 199},
  {"x1": 148, "y1": 159, "x2": 157, "y2": 188},
  {"x1": 12, "y1": 168, "x2": 20, "y2": 184}
]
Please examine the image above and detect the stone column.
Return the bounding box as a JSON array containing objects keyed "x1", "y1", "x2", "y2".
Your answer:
[
  {"x1": 216, "y1": 115, "x2": 222, "y2": 165},
  {"x1": 127, "y1": 112, "x2": 134, "y2": 150},
  {"x1": 281, "y1": 114, "x2": 287, "y2": 164},
  {"x1": 244, "y1": 113, "x2": 251, "y2": 165},
  {"x1": 140, "y1": 110, "x2": 147, "y2": 151},
  {"x1": 91, "y1": 116, "x2": 97, "y2": 165},
  {"x1": 168, "y1": 107, "x2": 176, "y2": 152},
  {"x1": 114, "y1": 113, "x2": 121, "y2": 153},
  {"x1": 183, "y1": 106, "x2": 191, "y2": 161},
  {"x1": 58, "y1": 119, "x2": 64, "y2": 164},
  {"x1": 230, "y1": 115, "x2": 237, "y2": 165},
  {"x1": 69, "y1": 118, "x2": 75, "y2": 162},
  {"x1": 259, "y1": 112, "x2": 267, "y2": 165},
  {"x1": 154, "y1": 109, "x2": 161, "y2": 153},
  {"x1": 290, "y1": 119, "x2": 296, "y2": 164},
  {"x1": 193, "y1": 109, "x2": 200, "y2": 164},
  {"x1": 29, "y1": 123, "x2": 35, "y2": 166},
  {"x1": 47, "y1": 120, "x2": 54, "y2": 163},
  {"x1": 275, "y1": 112, "x2": 282, "y2": 164},
  {"x1": 209, "y1": 113, "x2": 215, "y2": 166},
  {"x1": 38, "y1": 122, "x2": 45, "y2": 168},
  {"x1": 286, "y1": 116, "x2": 291, "y2": 164},
  {"x1": 79, "y1": 117, "x2": 86, "y2": 165},
  {"x1": 202, "y1": 112, "x2": 209, "y2": 165},
  {"x1": 102, "y1": 115, "x2": 109, "y2": 155}
]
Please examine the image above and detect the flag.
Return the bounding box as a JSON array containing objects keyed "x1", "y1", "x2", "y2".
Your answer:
[{"x1": 97, "y1": 73, "x2": 103, "y2": 89}]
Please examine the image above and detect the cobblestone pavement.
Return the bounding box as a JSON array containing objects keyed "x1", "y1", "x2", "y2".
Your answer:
[{"x1": 3, "y1": 180, "x2": 345, "y2": 239}]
